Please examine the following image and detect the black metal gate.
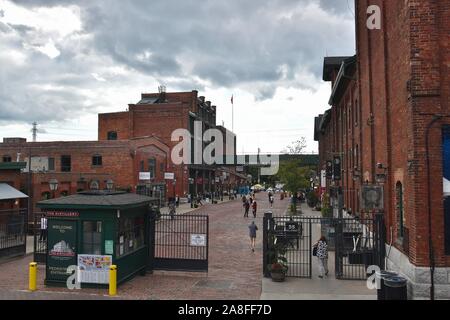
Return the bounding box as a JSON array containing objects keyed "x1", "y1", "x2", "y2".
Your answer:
[
  {"x1": 33, "y1": 211, "x2": 47, "y2": 263},
  {"x1": 0, "y1": 208, "x2": 27, "y2": 260},
  {"x1": 263, "y1": 212, "x2": 385, "y2": 280},
  {"x1": 149, "y1": 213, "x2": 209, "y2": 272}
]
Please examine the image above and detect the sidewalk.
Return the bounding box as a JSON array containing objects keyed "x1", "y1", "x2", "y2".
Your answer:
[
  {"x1": 261, "y1": 205, "x2": 377, "y2": 300},
  {"x1": 159, "y1": 198, "x2": 235, "y2": 215}
]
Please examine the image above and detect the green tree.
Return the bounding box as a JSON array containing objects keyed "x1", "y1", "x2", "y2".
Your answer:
[{"x1": 277, "y1": 160, "x2": 312, "y2": 213}]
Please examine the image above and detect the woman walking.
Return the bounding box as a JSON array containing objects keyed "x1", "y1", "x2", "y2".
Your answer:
[{"x1": 314, "y1": 236, "x2": 329, "y2": 278}]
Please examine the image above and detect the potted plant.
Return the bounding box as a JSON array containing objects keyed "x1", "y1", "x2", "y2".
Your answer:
[
  {"x1": 268, "y1": 262, "x2": 288, "y2": 282},
  {"x1": 267, "y1": 235, "x2": 289, "y2": 282}
]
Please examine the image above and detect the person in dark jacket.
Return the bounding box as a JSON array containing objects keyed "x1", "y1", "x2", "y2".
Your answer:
[
  {"x1": 243, "y1": 200, "x2": 250, "y2": 218},
  {"x1": 248, "y1": 221, "x2": 258, "y2": 252}
]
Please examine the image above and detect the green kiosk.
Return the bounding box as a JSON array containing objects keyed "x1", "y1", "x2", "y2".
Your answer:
[{"x1": 37, "y1": 191, "x2": 158, "y2": 287}]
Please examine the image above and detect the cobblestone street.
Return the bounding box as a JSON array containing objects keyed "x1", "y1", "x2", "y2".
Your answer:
[{"x1": 0, "y1": 193, "x2": 289, "y2": 300}]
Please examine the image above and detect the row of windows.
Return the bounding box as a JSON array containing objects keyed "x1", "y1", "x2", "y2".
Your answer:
[{"x1": 2, "y1": 155, "x2": 103, "y2": 171}]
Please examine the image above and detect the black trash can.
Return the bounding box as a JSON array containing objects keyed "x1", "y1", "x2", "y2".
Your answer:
[
  {"x1": 384, "y1": 276, "x2": 408, "y2": 300},
  {"x1": 375, "y1": 271, "x2": 398, "y2": 300}
]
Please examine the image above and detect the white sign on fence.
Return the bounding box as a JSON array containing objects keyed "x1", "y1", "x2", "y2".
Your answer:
[{"x1": 190, "y1": 234, "x2": 207, "y2": 247}]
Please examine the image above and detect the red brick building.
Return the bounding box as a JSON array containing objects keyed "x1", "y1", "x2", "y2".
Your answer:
[
  {"x1": 315, "y1": 1, "x2": 450, "y2": 299},
  {"x1": 98, "y1": 90, "x2": 246, "y2": 199},
  {"x1": 0, "y1": 136, "x2": 171, "y2": 212}
]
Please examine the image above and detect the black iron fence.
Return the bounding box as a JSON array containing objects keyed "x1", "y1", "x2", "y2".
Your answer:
[
  {"x1": 149, "y1": 213, "x2": 209, "y2": 272},
  {"x1": 0, "y1": 208, "x2": 27, "y2": 259},
  {"x1": 263, "y1": 212, "x2": 385, "y2": 281},
  {"x1": 33, "y1": 211, "x2": 47, "y2": 263}
]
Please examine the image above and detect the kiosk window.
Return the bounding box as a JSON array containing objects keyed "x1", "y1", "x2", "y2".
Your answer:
[
  {"x1": 83, "y1": 221, "x2": 102, "y2": 255},
  {"x1": 117, "y1": 217, "x2": 144, "y2": 257}
]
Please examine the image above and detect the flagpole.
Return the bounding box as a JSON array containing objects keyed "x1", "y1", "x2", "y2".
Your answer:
[{"x1": 231, "y1": 95, "x2": 234, "y2": 133}]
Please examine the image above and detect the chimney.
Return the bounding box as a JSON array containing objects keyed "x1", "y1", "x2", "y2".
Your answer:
[
  {"x1": 17, "y1": 153, "x2": 21, "y2": 162},
  {"x1": 206, "y1": 101, "x2": 211, "y2": 108},
  {"x1": 158, "y1": 85, "x2": 166, "y2": 103},
  {"x1": 199, "y1": 96, "x2": 205, "y2": 103}
]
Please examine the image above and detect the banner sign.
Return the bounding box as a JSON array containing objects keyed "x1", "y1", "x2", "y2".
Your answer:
[
  {"x1": 46, "y1": 220, "x2": 77, "y2": 283},
  {"x1": 443, "y1": 126, "x2": 450, "y2": 255}
]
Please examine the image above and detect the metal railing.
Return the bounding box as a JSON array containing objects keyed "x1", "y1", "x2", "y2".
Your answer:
[{"x1": 0, "y1": 208, "x2": 27, "y2": 259}]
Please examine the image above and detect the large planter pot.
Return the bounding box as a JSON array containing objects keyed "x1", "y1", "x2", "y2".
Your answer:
[{"x1": 270, "y1": 271, "x2": 286, "y2": 282}]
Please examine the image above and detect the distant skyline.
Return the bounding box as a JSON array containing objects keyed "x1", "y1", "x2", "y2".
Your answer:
[{"x1": 0, "y1": 0, "x2": 356, "y2": 154}]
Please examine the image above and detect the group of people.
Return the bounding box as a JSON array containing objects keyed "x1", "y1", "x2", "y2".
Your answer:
[{"x1": 242, "y1": 194, "x2": 257, "y2": 218}]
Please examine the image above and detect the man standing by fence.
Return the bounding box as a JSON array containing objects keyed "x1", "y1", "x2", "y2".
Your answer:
[{"x1": 39, "y1": 213, "x2": 47, "y2": 241}]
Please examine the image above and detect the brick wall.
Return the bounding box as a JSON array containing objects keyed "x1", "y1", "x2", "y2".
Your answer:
[{"x1": 316, "y1": 0, "x2": 450, "y2": 267}]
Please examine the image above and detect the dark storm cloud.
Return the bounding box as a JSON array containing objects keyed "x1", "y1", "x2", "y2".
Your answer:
[{"x1": 1, "y1": 0, "x2": 355, "y2": 123}]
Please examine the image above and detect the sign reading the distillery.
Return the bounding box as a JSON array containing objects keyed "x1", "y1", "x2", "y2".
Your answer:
[{"x1": 46, "y1": 211, "x2": 80, "y2": 218}]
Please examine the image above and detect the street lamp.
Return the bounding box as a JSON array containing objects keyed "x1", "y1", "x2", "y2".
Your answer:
[
  {"x1": 49, "y1": 178, "x2": 58, "y2": 199},
  {"x1": 106, "y1": 179, "x2": 114, "y2": 192}
]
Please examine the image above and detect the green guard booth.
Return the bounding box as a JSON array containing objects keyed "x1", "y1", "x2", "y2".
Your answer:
[{"x1": 37, "y1": 191, "x2": 158, "y2": 287}]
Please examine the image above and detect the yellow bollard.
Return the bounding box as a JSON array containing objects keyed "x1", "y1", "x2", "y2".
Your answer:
[
  {"x1": 29, "y1": 262, "x2": 37, "y2": 292},
  {"x1": 109, "y1": 265, "x2": 117, "y2": 296}
]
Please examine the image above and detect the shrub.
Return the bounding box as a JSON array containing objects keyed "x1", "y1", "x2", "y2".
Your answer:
[{"x1": 306, "y1": 191, "x2": 319, "y2": 208}]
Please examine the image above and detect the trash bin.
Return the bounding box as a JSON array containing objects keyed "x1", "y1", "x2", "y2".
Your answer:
[
  {"x1": 384, "y1": 276, "x2": 408, "y2": 300},
  {"x1": 375, "y1": 271, "x2": 398, "y2": 300}
]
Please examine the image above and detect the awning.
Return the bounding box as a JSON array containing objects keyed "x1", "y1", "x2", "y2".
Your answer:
[{"x1": 0, "y1": 183, "x2": 28, "y2": 201}]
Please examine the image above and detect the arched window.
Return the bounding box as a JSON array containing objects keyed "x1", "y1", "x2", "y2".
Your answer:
[{"x1": 396, "y1": 182, "x2": 404, "y2": 239}]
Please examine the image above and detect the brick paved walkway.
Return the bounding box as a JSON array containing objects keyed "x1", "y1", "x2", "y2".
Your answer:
[{"x1": 0, "y1": 192, "x2": 289, "y2": 300}]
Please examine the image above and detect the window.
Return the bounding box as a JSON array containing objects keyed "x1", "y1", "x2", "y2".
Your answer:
[
  {"x1": 89, "y1": 180, "x2": 99, "y2": 190},
  {"x1": 82, "y1": 221, "x2": 102, "y2": 255},
  {"x1": 41, "y1": 192, "x2": 51, "y2": 200},
  {"x1": 48, "y1": 158, "x2": 55, "y2": 171},
  {"x1": 148, "y1": 158, "x2": 156, "y2": 179},
  {"x1": 107, "y1": 131, "x2": 118, "y2": 140},
  {"x1": 396, "y1": 182, "x2": 405, "y2": 239},
  {"x1": 92, "y1": 155, "x2": 102, "y2": 166},
  {"x1": 2, "y1": 155, "x2": 12, "y2": 163},
  {"x1": 61, "y1": 155, "x2": 71, "y2": 172},
  {"x1": 116, "y1": 216, "x2": 145, "y2": 257}
]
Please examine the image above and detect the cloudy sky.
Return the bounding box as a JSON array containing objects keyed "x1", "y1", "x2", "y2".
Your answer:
[{"x1": 0, "y1": 0, "x2": 355, "y2": 154}]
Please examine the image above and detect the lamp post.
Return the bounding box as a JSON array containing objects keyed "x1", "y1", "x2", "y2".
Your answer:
[
  {"x1": 106, "y1": 179, "x2": 114, "y2": 192},
  {"x1": 49, "y1": 178, "x2": 58, "y2": 199}
]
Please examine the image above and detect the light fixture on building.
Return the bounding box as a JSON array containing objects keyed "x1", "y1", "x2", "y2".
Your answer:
[
  {"x1": 106, "y1": 179, "x2": 114, "y2": 191},
  {"x1": 352, "y1": 167, "x2": 361, "y2": 181},
  {"x1": 49, "y1": 179, "x2": 58, "y2": 191},
  {"x1": 49, "y1": 178, "x2": 58, "y2": 199},
  {"x1": 375, "y1": 163, "x2": 388, "y2": 184}
]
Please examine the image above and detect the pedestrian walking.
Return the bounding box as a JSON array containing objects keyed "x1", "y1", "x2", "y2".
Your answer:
[
  {"x1": 197, "y1": 195, "x2": 203, "y2": 206},
  {"x1": 252, "y1": 200, "x2": 257, "y2": 218},
  {"x1": 243, "y1": 200, "x2": 250, "y2": 218},
  {"x1": 248, "y1": 221, "x2": 258, "y2": 252},
  {"x1": 313, "y1": 236, "x2": 329, "y2": 278},
  {"x1": 175, "y1": 195, "x2": 180, "y2": 207},
  {"x1": 269, "y1": 194, "x2": 274, "y2": 208},
  {"x1": 169, "y1": 202, "x2": 176, "y2": 220}
]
